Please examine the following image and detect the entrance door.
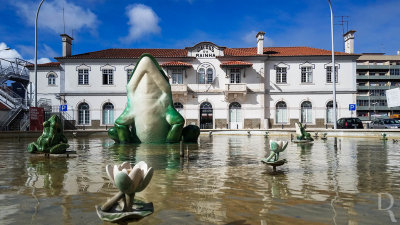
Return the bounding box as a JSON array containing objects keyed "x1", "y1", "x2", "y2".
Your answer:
[
  {"x1": 200, "y1": 102, "x2": 213, "y2": 129},
  {"x1": 229, "y1": 102, "x2": 242, "y2": 129}
]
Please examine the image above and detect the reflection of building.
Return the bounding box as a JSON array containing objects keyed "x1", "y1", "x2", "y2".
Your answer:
[
  {"x1": 356, "y1": 53, "x2": 400, "y2": 121},
  {"x1": 28, "y1": 32, "x2": 358, "y2": 129}
]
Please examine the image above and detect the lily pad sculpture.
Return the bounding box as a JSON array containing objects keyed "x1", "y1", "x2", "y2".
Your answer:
[
  {"x1": 294, "y1": 122, "x2": 314, "y2": 143},
  {"x1": 108, "y1": 54, "x2": 200, "y2": 144},
  {"x1": 27, "y1": 114, "x2": 69, "y2": 154},
  {"x1": 381, "y1": 133, "x2": 388, "y2": 141},
  {"x1": 261, "y1": 140, "x2": 288, "y2": 172},
  {"x1": 321, "y1": 133, "x2": 328, "y2": 140},
  {"x1": 97, "y1": 161, "x2": 154, "y2": 222}
]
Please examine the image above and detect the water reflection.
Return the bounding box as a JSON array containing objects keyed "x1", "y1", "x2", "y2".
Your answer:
[{"x1": 0, "y1": 136, "x2": 399, "y2": 224}]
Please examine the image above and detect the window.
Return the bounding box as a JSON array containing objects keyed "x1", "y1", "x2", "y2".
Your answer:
[
  {"x1": 326, "y1": 101, "x2": 336, "y2": 123},
  {"x1": 102, "y1": 103, "x2": 114, "y2": 125},
  {"x1": 48, "y1": 74, "x2": 56, "y2": 85},
  {"x1": 78, "y1": 69, "x2": 89, "y2": 85},
  {"x1": 276, "y1": 67, "x2": 287, "y2": 83},
  {"x1": 301, "y1": 66, "x2": 313, "y2": 83},
  {"x1": 370, "y1": 90, "x2": 386, "y2": 96},
  {"x1": 356, "y1": 100, "x2": 369, "y2": 106},
  {"x1": 369, "y1": 72, "x2": 376, "y2": 76},
  {"x1": 326, "y1": 66, "x2": 338, "y2": 83},
  {"x1": 198, "y1": 68, "x2": 205, "y2": 84},
  {"x1": 127, "y1": 69, "x2": 133, "y2": 82},
  {"x1": 173, "y1": 102, "x2": 183, "y2": 115},
  {"x1": 301, "y1": 101, "x2": 312, "y2": 123},
  {"x1": 357, "y1": 72, "x2": 366, "y2": 76},
  {"x1": 230, "y1": 68, "x2": 241, "y2": 83},
  {"x1": 78, "y1": 103, "x2": 90, "y2": 125},
  {"x1": 390, "y1": 69, "x2": 400, "y2": 75},
  {"x1": 172, "y1": 69, "x2": 183, "y2": 84},
  {"x1": 103, "y1": 69, "x2": 113, "y2": 85},
  {"x1": 276, "y1": 101, "x2": 287, "y2": 123},
  {"x1": 379, "y1": 72, "x2": 386, "y2": 76},
  {"x1": 207, "y1": 68, "x2": 213, "y2": 83}
]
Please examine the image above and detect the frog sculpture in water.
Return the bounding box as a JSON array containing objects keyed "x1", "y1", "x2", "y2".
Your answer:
[
  {"x1": 27, "y1": 114, "x2": 69, "y2": 154},
  {"x1": 108, "y1": 54, "x2": 200, "y2": 144}
]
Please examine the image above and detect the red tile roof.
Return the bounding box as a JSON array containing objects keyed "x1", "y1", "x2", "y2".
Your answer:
[
  {"x1": 161, "y1": 61, "x2": 192, "y2": 67},
  {"x1": 25, "y1": 62, "x2": 60, "y2": 68},
  {"x1": 220, "y1": 61, "x2": 253, "y2": 67},
  {"x1": 52, "y1": 46, "x2": 355, "y2": 61},
  {"x1": 224, "y1": 47, "x2": 352, "y2": 57},
  {"x1": 55, "y1": 49, "x2": 189, "y2": 59}
]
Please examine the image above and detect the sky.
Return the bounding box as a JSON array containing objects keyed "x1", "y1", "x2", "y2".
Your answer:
[{"x1": 0, "y1": 0, "x2": 399, "y2": 63}]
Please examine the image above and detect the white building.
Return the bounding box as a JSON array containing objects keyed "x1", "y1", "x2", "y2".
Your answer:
[{"x1": 28, "y1": 32, "x2": 359, "y2": 129}]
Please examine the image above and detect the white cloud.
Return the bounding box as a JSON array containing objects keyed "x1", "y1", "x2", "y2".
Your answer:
[
  {"x1": 242, "y1": 30, "x2": 273, "y2": 47},
  {"x1": 15, "y1": 0, "x2": 98, "y2": 34},
  {"x1": 0, "y1": 42, "x2": 50, "y2": 67},
  {"x1": 120, "y1": 4, "x2": 161, "y2": 43}
]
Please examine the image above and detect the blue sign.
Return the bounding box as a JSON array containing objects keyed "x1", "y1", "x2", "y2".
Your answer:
[
  {"x1": 60, "y1": 105, "x2": 67, "y2": 111},
  {"x1": 349, "y1": 104, "x2": 356, "y2": 111}
]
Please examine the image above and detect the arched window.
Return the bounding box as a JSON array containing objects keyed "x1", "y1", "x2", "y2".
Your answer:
[
  {"x1": 78, "y1": 103, "x2": 90, "y2": 125},
  {"x1": 301, "y1": 101, "x2": 312, "y2": 123},
  {"x1": 103, "y1": 103, "x2": 114, "y2": 125},
  {"x1": 326, "y1": 101, "x2": 337, "y2": 123},
  {"x1": 48, "y1": 74, "x2": 56, "y2": 85},
  {"x1": 198, "y1": 68, "x2": 205, "y2": 84},
  {"x1": 200, "y1": 102, "x2": 213, "y2": 129},
  {"x1": 207, "y1": 68, "x2": 213, "y2": 83},
  {"x1": 173, "y1": 102, "x2": 183, "y2": 115},
  {"x1": 276, "y1": 101, "x2": 287, "y2": 123},
  {"x1": 229, "y1": 102, "x2": 242, "y2": 129}
]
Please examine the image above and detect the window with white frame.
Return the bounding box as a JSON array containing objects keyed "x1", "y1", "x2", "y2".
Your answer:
[
  {"x1": 326, "y1": 66, "x2": 338, "y2": 83},
  {"x1": 198, "y1": 68, "x2": 206, "y2": 84},
  {"x1": 102, "y1": 103, "x2": 114, "y2": 125},
  {"x1": 127, "y1": 69, "x2": 133, "y2": 82},
  {"x1": 230, "y1": 68, "x2": 241, "y2": 83},
  {"x1": 78, "y1": 103, "x2": 90, "y2": 125},
  {"x1": 78, "y1": 69, "x2": 89, "y2": 85},
  {"x1": 207, "y1": 68, "x2": 213, "y2": 83},
  {"x1": 102, "y1": 69, "x2": 113, "y2": 85},
  {"x1": 390, "y1": 69, "x2": 400, "y2": 75},
  {"x1": 172, "y1": 69, "x2": 183, "y2": 84},
  {"x1": 173, "y1": 102, "x2": 183, "y2": 115},
  {"x1": 276, "y1": 101, "x2": 287, "y2": 123},
  {"x1": 301, "y1": 101, "x2": 312, "y2": 123},
  {"x1": 301, "y1": 66, "x2": 313, "y2": 83},
  {"x1": 48, "y1": 74, "x2": 56, "y2": 85},
  {"x1": 276, "y1": 67, "x2": 287, "y2": 83}
]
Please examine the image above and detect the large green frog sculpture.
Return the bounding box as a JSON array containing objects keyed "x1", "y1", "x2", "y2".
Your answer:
[
  {"x1": 108, "y1": 54, "x2": 200, "y2": 144},
  {"x1": 27, "y1": 114, "x2": 69, "y2": 154}
]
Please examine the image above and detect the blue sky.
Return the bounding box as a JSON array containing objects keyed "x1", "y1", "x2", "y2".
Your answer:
[{"x1": 1, "y1": 0, "x2": 400, "y2": 62}]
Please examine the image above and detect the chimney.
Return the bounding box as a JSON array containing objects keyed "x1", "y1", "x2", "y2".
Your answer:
[
  {"x1": 60, "y1": 34, "x2": 73, "y2": 57},
  {"x1": 256, "y1": 31, "x2": 265, "y2": 55},
  {"x1": 343, "y1": 30, "x2": 356, "y2": 54}
]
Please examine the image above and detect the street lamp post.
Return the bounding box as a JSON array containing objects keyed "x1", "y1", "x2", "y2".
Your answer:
[
  {"x1": 328, "y1": 0, "x2": 337, "y2": 129},
  {"x1": 34, "y1": 0, "x2": 45, "y2": 107}
]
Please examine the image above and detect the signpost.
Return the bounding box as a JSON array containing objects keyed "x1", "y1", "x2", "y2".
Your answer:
[
  {"x1": 349, "y1": 104, "x2": 356, "y2": 118},
  {"x1": 60, "y1": 105, "x2": 67, "y2": 111}
]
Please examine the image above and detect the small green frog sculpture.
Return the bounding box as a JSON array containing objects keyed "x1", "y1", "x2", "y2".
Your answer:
[
  {"x1": 295, "y1": 122, "x2": 314, "y2": 141},
  {"x1": 264, "y1": 140, "x2": 288, "y2": 163},
  {"x1": 108, "y1": 54, "x2": 200, "y2": 144},
  {"x1": 27, "y1": 115, "x2": 69, "y2": 154}
]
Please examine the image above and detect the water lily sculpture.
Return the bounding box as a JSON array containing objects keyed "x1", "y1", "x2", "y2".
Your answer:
[
  {"x1": 101, "y1": 161, "x2": 153, "y2": 212},
  {"x1": 265, "y1": 140, "x2": 288, "y2": 163}
]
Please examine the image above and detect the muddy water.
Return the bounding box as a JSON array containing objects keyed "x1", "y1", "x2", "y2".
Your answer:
[{"x1": 1, "y1": 135, "x2": 399, "y2": 224}]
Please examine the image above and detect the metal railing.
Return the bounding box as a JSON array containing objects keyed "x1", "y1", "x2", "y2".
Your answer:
[{"x1": 0, "y1": 58, "x2": 31, "y2": 84}]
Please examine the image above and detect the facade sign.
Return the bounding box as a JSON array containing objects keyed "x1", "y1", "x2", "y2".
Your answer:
[
  {"x1": 349, "y1": 104, "x2": 356, "y2": 111},
  {"x1": 195, "y1": 44, "x2": 216, "y2": 58},
  {"x1": 29, "y1": 107, "x2": 44, "y2": 131},
  {"x1": 60, "y1": 105, "x2": 68, "y2": 111}
]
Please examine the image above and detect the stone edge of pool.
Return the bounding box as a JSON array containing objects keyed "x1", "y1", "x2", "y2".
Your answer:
[{"x1": 0, "y1": 129, "x2": 399, "y2": 139}]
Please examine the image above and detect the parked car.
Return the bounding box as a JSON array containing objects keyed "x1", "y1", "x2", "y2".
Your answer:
[
  {"x1": 370, "y1": 118, "x2": 400, "y2": 129},
  {"x1": 337, "y1": 117, "x2": 364, "y2": 129}
]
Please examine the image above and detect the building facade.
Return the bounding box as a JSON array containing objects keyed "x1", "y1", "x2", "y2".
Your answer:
[
  {"x1": 356, "y1": 53, "x2": 400, "y2": 121},
  {"x1": 28, "y1": 32, "x2": 358, "y2": 129}
]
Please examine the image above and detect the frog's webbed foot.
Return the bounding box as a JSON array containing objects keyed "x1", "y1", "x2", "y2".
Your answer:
[
  {"x1": 109, "y1": 123, "x2": 140, "y2": 144},
  {"x1": 165, "y1": 105, "x2": 184, "y2": 143},
  {"x1": 49, "y1": 143, "x2": 70, "y2": 154}
]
